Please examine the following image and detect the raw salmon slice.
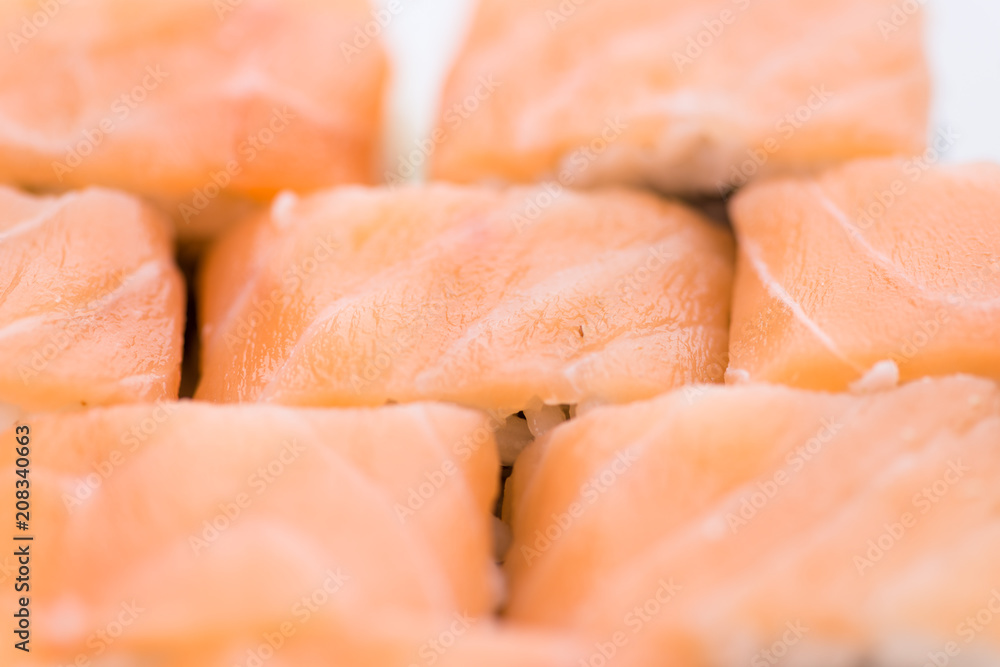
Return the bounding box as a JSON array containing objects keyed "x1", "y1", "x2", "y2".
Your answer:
[
  {"x1": 195, "y1": 184, "x2": 734, "y2": 417},
  {"x1": 728, "y1": 159, "x2": 1000, "y2": 391},
  {"x1": 0, "y1": 401, "x2": 504, "y2": 665},
  {"x1": 431, "y1": 0, "x2": 929, "y2": 195},
  {"x1": 0, "y1": 186, "x2": 184, "y2": 410},
  {"x1": 0, "y1": 0, "x2": 386, "y2": 241},
  {"x1": 503, "y1": 376, "x2": 1000, "y2": 666}
]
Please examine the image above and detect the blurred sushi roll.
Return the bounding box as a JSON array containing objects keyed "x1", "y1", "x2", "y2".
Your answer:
[
  {"x1": 431, "y1": 0, "x2": 930, "y2": 195},
  {"x1": 0, "y1": 0, "x2": 388, "y2": 242},
  {"x1": 503, "y1": 375, "x2": 1000, "y2": 667}
]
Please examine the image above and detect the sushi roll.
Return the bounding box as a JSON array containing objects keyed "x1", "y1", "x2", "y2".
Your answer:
[
  {"x1": 0, "y1": 186, "x2": 184, "y2": 410},
  {"x1": 727, "y1": 159, "x2": 1000, "y2": 391},
  {"x1": 0, "y1": 401, "x2": 518, "y2": 665},
  {"x1": 195, "y1": 184, "x2": 734, "y2": 429},
  {"x1": 503, "y1": 376, "x2": 1000, "y2": 666},
  {"x1": 0, "y1": 0, "x2": 387, "y2": 241},
  {"x1": 431, "y1": 0, "x2": 929, "y2": 195}
]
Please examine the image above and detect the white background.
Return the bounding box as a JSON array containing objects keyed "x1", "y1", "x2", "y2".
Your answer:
[{"x1": 376, "y1": 0, "x2": 1000, "y2": 177}]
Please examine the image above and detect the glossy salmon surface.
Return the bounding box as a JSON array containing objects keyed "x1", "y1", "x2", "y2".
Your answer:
[
  {"x1": 728, "y1": 160, "x2": 1000, "y2": 391},
  {"x1": 196, "y1": 184, "x2": 734, "y2": 415}
]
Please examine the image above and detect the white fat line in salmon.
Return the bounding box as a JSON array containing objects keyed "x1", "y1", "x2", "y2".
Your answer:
[
  {"x1": 519, "y1": 448, "x2": 640, "y2": 566},
  {"x1": 51, "y1": 65, "x2": 170, "y2": 181},
  {"x1": 854, "y1": 459, "x2": 970, "y2": 576},
  {"x1": 340, "y1": 0, "x2": 405, "y2": 63},
  {"x1": 233, "y1": 569, "x2": 351, "y2": 667},
  {"x1": 578, "y1": 579, "x2": 683, "y2": 666},
  {"x1": 7, "y1": 0, "x2": 72, "y2": 54},
  {"x1": 725, "y1": 417, "x2": 844, "y2": 535},
  {"x1": 180, "y1": 106, "x2": 296, "y2": 223},
  {"x1": 878, "y1": 0, "x2": 927, "y2": 40},
  {"x1": 875, "y1": 255, "x2": 999, "y2": 366},
  {"x1": 716, "y1": 86, "x2": 835, "y2": 195},
  {"x1": 16, "y1": 262, "x2": 162, "y2": 387}
]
